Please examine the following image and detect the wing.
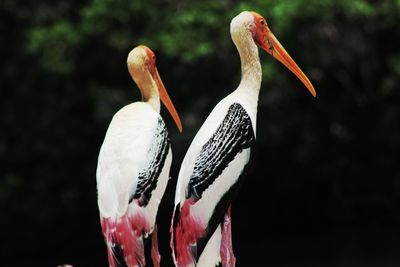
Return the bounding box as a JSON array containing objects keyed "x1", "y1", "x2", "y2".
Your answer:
[
  {"x1": 97, "y1": 102, "x2": 159, "y2": 218},
  {"x1": 130, "y1": 116, "x2": 170, "y2": 207},
  {"x1": 172, "y1": 102, "x2": 255, "y2": 266},
  {"x1": 187, "y1": 103, "x2": 255, "y2": 200}
]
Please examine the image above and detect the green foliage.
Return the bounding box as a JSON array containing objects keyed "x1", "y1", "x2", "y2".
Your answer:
[{"x1": 28, "y1": 22, "x2": 80, "y2": 73}]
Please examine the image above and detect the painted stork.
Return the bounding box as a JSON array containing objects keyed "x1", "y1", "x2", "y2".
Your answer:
[
  {"x1": 96, "y1": 45, "x2": 182, "y2": 267},
  {"x1": 170, "y1": 11, "x2": 316, "y2": 267}
]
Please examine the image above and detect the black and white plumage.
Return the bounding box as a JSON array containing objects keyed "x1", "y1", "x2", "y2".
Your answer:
[
  {"x1": 171, "y1": 11, "x2": 316, "y2": 267},
  {"x1": 187, "y1": 103, "x2": 255, "y2": 201},
  {"x1": 97, "y1": 45, "x2": 182, "y2": 267},
  {"x1": 132, "y1": 117, "x2": 170, "y2": 206}
]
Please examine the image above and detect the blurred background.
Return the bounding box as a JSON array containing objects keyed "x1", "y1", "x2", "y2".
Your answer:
[{"x1": 1, "y1": 0, "x2": 400, "y2": 266}]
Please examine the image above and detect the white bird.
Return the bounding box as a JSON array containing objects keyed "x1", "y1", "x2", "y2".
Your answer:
[
  {"x1": 97, "y1": 45, "x2": 182, "y2": 267},
  {"x1": 170, "y1": 11, "x2": 316, "y2": 267}
]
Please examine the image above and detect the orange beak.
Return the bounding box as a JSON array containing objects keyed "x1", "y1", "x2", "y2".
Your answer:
[
  {"x1": 154, "y1": 67, "x2": 183, "y2": 132},
  {"x1": 254, "y1": 22, "x2": 316, "y2": 97}
]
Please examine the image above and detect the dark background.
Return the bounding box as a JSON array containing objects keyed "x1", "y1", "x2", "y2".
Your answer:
[{"x1": 1, "y1": 0, "x2": 400, "y2": 266}]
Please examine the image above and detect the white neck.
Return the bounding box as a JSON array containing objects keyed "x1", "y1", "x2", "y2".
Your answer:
[
  {"x1": 142, "y1": 77, "x2": 160, "y2": 113},
  {"x1": 130, "y1": 70, "x2": 161, "y2": 113},
  {"x1": 145, "y1": 92, "x2": 160, "y2": 113},
  {"x1": 231, "y1": 26, "x2": 262, "y2": 102}
]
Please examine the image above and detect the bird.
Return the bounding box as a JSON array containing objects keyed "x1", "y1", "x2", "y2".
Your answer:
[
  {"x1": 96, "y1": 45, "x2": 182, "y2": 267},
  {"x1": 170, "y1": 11, "x2": 316, "y2": 267}
]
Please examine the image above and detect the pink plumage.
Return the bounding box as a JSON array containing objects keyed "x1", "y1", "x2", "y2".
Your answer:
[
  {"x1": 151, "y1": 225, "x2": 161, "y2": 267},
  {"x1": 101, "y1": 213, "x2": 150, "y2": 267},
  {"x1": 171, "y1": 198, "x2": 206, "y2": 266}
]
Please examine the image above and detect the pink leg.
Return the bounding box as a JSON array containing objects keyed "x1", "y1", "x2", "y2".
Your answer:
[
  {"x1": 220, "y1": 206, "x2": 236, "y2": 267},
  {"x1": 151, "y1": 225, "x2": 161, "y2": 267}
]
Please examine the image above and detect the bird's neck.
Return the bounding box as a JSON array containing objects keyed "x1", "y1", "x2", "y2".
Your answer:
[
  {"x1": 142, "y1": 83, "x2": 161, "y2": 113},
  {"x1": 144, "y1": 94, "x2": 160, "y2": 113},
  {"x1": 233, "y1": 30, "x2": 262, "y2": 101},
  {"x1": 131, "y1": 71, "x2": 161, "y2": 113}
]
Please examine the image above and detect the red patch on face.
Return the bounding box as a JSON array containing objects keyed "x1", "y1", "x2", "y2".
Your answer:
[
  {"x1": 142, "y1": 45, "x2": 157, "y2": 77},
  {"x1": 171, "y1": 198, "x2": 206, "y2": 266},
  {"x1": 101, "y1": 213, "x2": 150, "y2": 267},
  {"x1": 250, "y1": 12, "x2": 269, "y2": 48}
]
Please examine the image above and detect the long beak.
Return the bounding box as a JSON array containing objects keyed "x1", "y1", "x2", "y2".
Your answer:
[
  {"x1": 154, "y1": 67, "x2": 183, "y2": 132},
  {"x1": 262, "y1": 31, "x2": 316, "y2": 97}
]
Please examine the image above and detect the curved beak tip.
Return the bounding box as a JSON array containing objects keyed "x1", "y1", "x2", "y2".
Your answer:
[
  {"x1": 177, "y1": 122, "x2": 183, "y2": 133},
  {"x1": 310, "y1": 87, "x2": 317, "y2": 98}
]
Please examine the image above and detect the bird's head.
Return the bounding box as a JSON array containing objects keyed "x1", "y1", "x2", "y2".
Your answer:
[
  {"x1": 231, "y1": 11, "x2": 316, "y2": 97},
  {"x1": 127, "y1": 45, "x2": 182, "y2": 132}
]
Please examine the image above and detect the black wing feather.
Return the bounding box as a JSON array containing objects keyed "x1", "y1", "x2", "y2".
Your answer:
[
  {"x1": 130, "y1": 117, "x2": 170, "y2": 207},
  {"x1": 187, "y1": 103, "x2": 255, "y2": 201}
]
